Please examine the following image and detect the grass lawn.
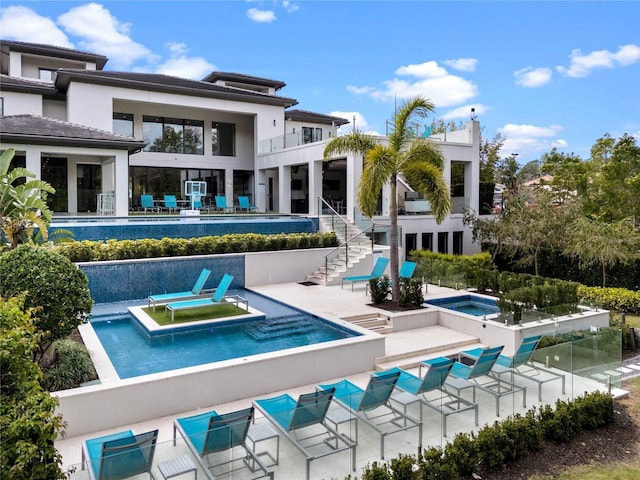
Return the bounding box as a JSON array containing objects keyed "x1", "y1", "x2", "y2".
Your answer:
[
  {"x1": 625, "y1": 314, "x2": 640, "y2": 329},
  {"x1": 142, "y1": 304, "x2": 248, "y2": 326}
]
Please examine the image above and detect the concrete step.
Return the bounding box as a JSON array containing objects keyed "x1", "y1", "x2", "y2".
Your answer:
[{"x1": 375, "y1": 340, "x2": 486, "y2": 371}]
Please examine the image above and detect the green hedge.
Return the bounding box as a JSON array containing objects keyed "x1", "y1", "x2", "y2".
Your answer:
[
  {"x1": 53, "y1": 232, "x2": 338, "y2": 263},
  {"x1": 410, "y1": 251, "x2": 496, "y2": 288},
  {"x1": 578, "y1": 285, "x2": 640, "y2": 314},
  {"x1": 355, "y1": 390, "x2": 614, "y2": 480}
]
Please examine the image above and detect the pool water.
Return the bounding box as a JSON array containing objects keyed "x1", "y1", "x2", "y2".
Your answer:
[
  {"x1": 425, "y1": 295, "x2": 500, "y2": 316},
  {"x1": 90, "y1": 289, "x2": 359, "y2": 379}
]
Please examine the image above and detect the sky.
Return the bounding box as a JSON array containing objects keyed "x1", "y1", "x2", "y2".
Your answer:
[{"x1": 1, "y1": 0, "x2": 639, "y2": 163}]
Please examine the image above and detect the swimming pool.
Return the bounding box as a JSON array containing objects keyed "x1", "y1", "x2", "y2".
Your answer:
[
  {"x1": 425, "y1": 295, "x2": 500, "y2": 317},
  {"x1": 90, "y1": 289, "x2": 359, "y2": 379}
]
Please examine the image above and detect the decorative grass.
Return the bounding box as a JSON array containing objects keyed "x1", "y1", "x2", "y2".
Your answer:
[{"x1": 142, "y1": 304, "x2": 248, "y2": 326}]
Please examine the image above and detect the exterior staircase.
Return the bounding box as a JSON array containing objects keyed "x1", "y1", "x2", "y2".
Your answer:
[
  {"x1": 342, "y1": 313, "x2": 393, "y2": 335},
  {"x1": 306, "y1": 214, "x2": 374, "y2": 285}
]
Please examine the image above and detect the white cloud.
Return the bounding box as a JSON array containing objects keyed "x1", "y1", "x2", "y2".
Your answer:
[
  {"x1": 557, "y1": 43, "x2": 640, "y2": 78},
  {"x1": 441, "y1": 104, "x2": 489, "y2": 120},
  {"x1": 443, "y1": 58, "x2": 478, "y2": 72},
  {"x1": 329, "y1": 111, "x2": 381, "y2": 136},
  {"x1": 0, "y1": 5, "x2": 72, "y2": 48},
  {"x1": 498, "y1": 123, "x2": 566, "y2": 157},
  {"x1": 349, "y1": 60, "x2": 478, "y2": 109},
  {"x1": 57, "y1": 3, "x2": 154, "y2": 68},
  {"x1": 514, "y1": 67, "x2": 552, "y2": 87},
  {"x1": 155, "y1": 42, "x2": 215, "y2": 80},
  {"x1": 247, "y1": 8, "x2": 276, "y2": 22},
  {"x1": 282, "y1": 1, "x2": 299, "y2": 13}
]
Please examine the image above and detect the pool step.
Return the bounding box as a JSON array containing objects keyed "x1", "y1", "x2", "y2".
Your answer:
[
  {"x1": 245, "y1": 316, "x2": 316, "y2": 341},
  {"x1": 343, "y1": 313, "x2": 393, "y2": 334},
  {"x1": 374, "y1": 339, "x2": 486, "y2": 371}
]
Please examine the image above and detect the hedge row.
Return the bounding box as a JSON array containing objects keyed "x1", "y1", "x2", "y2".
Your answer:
[
  {"x1": 356, "y1": 390, "x2": 614, "y2": 480},
  {"x1": 53, "y1": 232, "x2": 338, "y2": 263},
  {"x1": 578, "y1": 285, "x2": 640, "y2": 314}
]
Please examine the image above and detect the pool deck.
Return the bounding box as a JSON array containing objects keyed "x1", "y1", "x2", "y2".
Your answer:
[{"x1": 57, "y1": 281, "x2": 623, "y2": 480}]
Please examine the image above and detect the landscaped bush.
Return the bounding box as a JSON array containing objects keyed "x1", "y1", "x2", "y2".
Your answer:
[
  {"x1": 399, "y1": 277, "x2": 424, "y2": 307},
  {"x1": 410, "y1": 251, "x2": 496, "y2": 288},
  {"x1": 53, "y1": 232, "x2": 338, "y2": 262},
  {"x1": 578, "y1": 285, "x2": 640, "y2": 314},
  {"x1": 42, "y1": 339, "x2": 97, "y2": 392},
  {"x1": 369, "y1": 276, "x2": 390, "y2": 304},
  {"x1": 350, "y1": 390, "x2": 614, "y2": 479}
]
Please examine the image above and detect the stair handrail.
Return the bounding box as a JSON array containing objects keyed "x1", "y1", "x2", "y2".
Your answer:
[{"x1": 322, "y1": 226, "x2": 375, "y2": 285}]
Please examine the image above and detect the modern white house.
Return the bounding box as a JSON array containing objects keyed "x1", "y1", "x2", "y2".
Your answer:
[{"x1": 1, "y1": 40, "x2": 482, "y2": 256}]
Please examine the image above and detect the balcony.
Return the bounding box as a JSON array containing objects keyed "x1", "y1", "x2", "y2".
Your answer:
[{"x1": 258, "y1": 132, "x2": 325, "y2": 154}]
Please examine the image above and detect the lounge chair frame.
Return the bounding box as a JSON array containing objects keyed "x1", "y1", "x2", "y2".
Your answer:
[
  {"x1": 318, "y1": 370, "x2": 422, "y2": 459},
  {"x1": 341, "y1": 257, "x2": 389, "y2": 291},
  {"x1": 254, "y1": 389, "x2": 356, "y2": 480},
  {"x1": 382, "y1": 357, "x2": 478, "y2": 437},
  {"x1": 148, "y1": 268, "x2": 212, "y2": 311},
  {"x1": 237, "y1": 195, "x2": 257, "y2": 212},
  {"x1": 442, "y1": 346, "x2": 527, "y2": 417},
  {"x1": 173, "y1": 406, "x2": 273, "y2": 480},
  {"x1": 164, "y1": 274, "x2": 248, "y2": 322},
  {"x1": 82, "y1": 429, "x2": 158, "y2": 480}
]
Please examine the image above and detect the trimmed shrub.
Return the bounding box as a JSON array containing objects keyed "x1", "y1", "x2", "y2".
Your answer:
[
  {"x1": 369, "y1": 276, "x2": 390, "y2": 304},
  {"x1": 42, "y1": 339, "x2": 98, "y2": 391},
  {"x1": 399, "y1": 277, "x2": 424, "y2": 307}
]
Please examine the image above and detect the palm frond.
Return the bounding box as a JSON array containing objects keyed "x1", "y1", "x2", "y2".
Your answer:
[
  {"x1": 388, "y1": 96, "x2": 436, "y2": 152},
  {"x1": 323, "y1": 130, "x2": 378, "y2": 158},
  {"x1": 403, "y1": 162, "x2": 452, "y2": 223},
  {"x1": 357, "y1": 145, "x2": 396, "y2": 217},
  {"x1": 404, "y1": 139, "x2": 446, "y2": 170}
]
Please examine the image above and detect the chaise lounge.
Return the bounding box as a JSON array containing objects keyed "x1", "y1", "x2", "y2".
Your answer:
[
  {"x1": 164, "y1": 273, "x2": 248, "y2": 322},
  {"x1": 341, "y1": 257, "x2": 389, "y2": 291},
  {"x1": 148, "y1": 268, "x2": 212, "y2": 311}
]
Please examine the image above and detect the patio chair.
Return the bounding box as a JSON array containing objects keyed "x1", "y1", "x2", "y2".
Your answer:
[
  {"x1": 173, "y1": 406, "x2": 272, "y2": 479},
  {"x1": 165, "y1": 273, "x2": 249, "y2": 321},
  {"x1": 238, "y1": 195, "x2": 257, "y2": 212},
  {"x1": 341, "y1": 257, "x2": 389, "y2": 291},
  {"x1": 82, "y1": 428, "x2": 158, "y2": 480},
  {"x1": 317, "y1": 370, "x2": 422, "y2": 459},
  {"x1": 468, "y1": 335, "x2": 566, "y2": 402},
  {"x1": 377, "y1": 356, "x2": 478, "y2": 437},
  {"x1": 254, "y1": 388, "x2": 356, "y2": 480},
  {"x1": 148, "y1": 268, "x2": 211, "y2": 311},
  {"x1": 215, "y1": 195, "x2": 233, "y2": 213},
  {"x1": 443, "y1": 345, "x2": 527, "y2": 417},
  {"x1": 162, "y1": 195, "x2": 178, "y2": 214},
  {"x1": 366, "y1": 260, "x2": 417, "y2": 294},
  {"x1": 140, "y1": 194, "x2": 159, "y2": 213}
]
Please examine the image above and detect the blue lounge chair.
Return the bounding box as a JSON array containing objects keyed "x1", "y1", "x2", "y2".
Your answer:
[
  {"x1": 163, "y1": 194, "x2": 178, "y2": 213},
  {"x1": 366, "y1": 260, "x2": 417, "y2": 294},
  {"x1": 238, "y1": 195, "x2": 257, "y2": 212},
  {"x1": 377, "y1": 356, "x2": 478, "y2": 437},
  {"x1": 165, "y1": 274, "x2": 248, "y2": 321},
  {"x1": 174, "y1": 406, "x2": 272, "y2": 479},
  {"x1": 443, "y1": 345, "x2": 526, "y2": 417},
  {"x1": 469, "y1": 335, "x2": 565, "y2": 402},
  {"x1": 82, "y1": 429, "x2": 158, "y2": 480},
  {"x1": 140, "y1": 194, "x2": 158, "y2": 213},
  {"x1": 148, "y1": 268, "x2": 211, "y2": 311},
  {"x1": 341, "y1": 257, "x2": 389, "y2": 291},
  {"x1": 215, "y1": 195, "x2": 232, "y2": 213},
  {"x1": 254, "y1": 388, "x2": 356, "y2": 480},
  {"x1": 318, "y1": 370, "x2": 421, "y2": 459}
]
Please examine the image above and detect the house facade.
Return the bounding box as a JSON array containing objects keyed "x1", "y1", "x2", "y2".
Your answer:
[{"x1": 1, "y1": 40, "x2": 481, "y2": 254}]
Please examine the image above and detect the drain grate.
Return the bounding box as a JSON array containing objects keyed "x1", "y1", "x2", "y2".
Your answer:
[{"x1": 298, "y1": 281, "x2": 319, "y2": 286}]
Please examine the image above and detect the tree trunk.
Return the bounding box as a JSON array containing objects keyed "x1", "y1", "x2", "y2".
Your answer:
[
  {"x1": 602, "y1": 262, "x2": 607, "y2": 288},
  {"x1": 390, "y1": 173, "x2": 400, "y2": 303}
]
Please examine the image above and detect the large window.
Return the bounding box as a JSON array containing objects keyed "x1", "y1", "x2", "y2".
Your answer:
[
  {"x1": 113, "y1": 113, "x2": 134, "y2": 137},
  {"x1": 302, "y1": 126, "x2": 322, "y2": 144},
  {"x1": 421, "y1": 232, "x2": 433, "y2": 252},
  {"x1": 437, "y1": 232, "x2": 449, "y2": 254},
  {"x1": 212, "y1": 122, "x2": 235, "y2": 156},
  {"x1": 453, "y1": 231, "x2": 463, "y2": 255},
  {"x1": 143, "y1": 116, "x2": 204, "y2": 154}
]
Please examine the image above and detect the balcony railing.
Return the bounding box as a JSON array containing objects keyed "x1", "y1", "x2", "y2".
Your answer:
[{"x1": 259, "y1": 133, "x2": 324, "y2": 154}]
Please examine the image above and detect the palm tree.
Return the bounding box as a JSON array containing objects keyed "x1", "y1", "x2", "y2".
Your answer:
[
  {"x1": 323, "y1": 96, "x2": 451, "y2": 302},
  {"x1": 1, "y1": 148, "x2": 55, "y2": 249}
]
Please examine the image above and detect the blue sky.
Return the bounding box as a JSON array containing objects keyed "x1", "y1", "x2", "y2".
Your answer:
[{"x1": 1, "y1": 1, "x2": 639, "y2": 163}]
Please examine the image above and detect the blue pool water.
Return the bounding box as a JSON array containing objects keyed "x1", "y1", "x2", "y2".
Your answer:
[
  {"x1": 425, "y1": 295, "x2": 500, "y2": 316},
  {"x1": 91, "y1": 289, "x2": 359, "y2": 379}
]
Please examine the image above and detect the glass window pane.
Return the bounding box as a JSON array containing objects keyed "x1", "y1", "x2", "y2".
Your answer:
[
  {"x1": 302, "y1": 127, "x2": 313, "y2": 144},
  {"x1": 163, "y1": 118, "x2": 183, "y2": 153},
  {"x1": 184, "y1": 120, "x2": 203, "y2": 154},
  {"x1": 143, "y1": 116, "x2": 163, "y2": 152},
  {"x1": 113, "y1": 113, "x2": 134, "y2": 137},
  {"x1": 212, "y1": 122, "x2": 235, "y2": 156}
]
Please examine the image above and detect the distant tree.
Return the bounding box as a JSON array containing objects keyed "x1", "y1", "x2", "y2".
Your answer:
[
  {"x1": 0, "y1": 245, "x2": 93, "y2": 364},
  {"x1": 0, "y1": 296, "x2": 66, "y2": 480},
  {"x1": 324, "y1": 96, "x2": 451, "y2": 303},
  {"x1": 479, "y1": 133, "x2": 505, "y2": 183},
  {"x1": 564, "y1": 217, "x2": 639, "y2": 287},
  {"x1": 540, "y1": 148, "x2": 588, "y2": 204},
  {"x1": 518, "y1": 159, "x2": 542, "y2": 183}
]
